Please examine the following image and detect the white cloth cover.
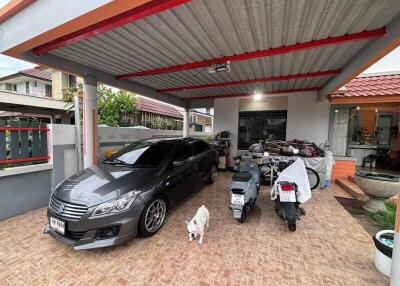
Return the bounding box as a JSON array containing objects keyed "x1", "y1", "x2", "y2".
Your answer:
[
  {"x1": 276, "y1": 158, "x2": 312, "y2": 203},
  {"x1": 324, "y1": 151, "x2": 335, "y2": 180},
  {"x1": 269, "y1": 155, "x2": 326, "y2": 188}
]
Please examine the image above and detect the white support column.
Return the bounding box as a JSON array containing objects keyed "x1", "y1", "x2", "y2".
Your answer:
[
  {"x1": 82, "y1": 75, "x2": 98, "y2": 168},
  {"x1": 391, "y1": 193, "x2": 400, "y2": 286},
  {"x1": 183, "y1": 106, "x2": 190, "y2": 137}
]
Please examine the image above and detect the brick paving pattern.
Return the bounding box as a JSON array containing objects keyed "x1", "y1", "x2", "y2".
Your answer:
[{"x1": 0, "y1": 173, "x2": 388, "y2": 285}]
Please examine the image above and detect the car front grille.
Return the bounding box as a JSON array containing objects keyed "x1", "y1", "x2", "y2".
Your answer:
[{"x1": 49, "y1": 196, "x2": 88, "y2": 221}]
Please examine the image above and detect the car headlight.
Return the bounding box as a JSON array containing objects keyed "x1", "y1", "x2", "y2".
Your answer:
[{"x1": 90, "y1": 190, "x2": 140, "y2": 218}]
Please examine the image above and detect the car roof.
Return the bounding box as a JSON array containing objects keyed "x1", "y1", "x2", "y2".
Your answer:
[{"x1": 141, "y1": 137, "x2": 200, "y2": 144}]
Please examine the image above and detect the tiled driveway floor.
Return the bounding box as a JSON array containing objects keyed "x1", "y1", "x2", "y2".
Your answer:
[{"x1": 0, "y1": 172, "x2": 388, "y2": 286}]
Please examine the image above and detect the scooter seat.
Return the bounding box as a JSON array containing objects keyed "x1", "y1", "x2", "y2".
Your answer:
[{"x1": 233, "y1": 172, "x2": 252, "y2": 182}]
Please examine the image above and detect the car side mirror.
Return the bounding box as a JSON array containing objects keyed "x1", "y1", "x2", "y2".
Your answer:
[{"x1": 172, "y1": 160, "x2": 185, "y2": 167}]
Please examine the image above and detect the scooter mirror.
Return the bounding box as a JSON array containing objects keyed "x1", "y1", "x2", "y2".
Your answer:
[{"x1": 263, "y1": 152, "x2": 269, "y2": 157}]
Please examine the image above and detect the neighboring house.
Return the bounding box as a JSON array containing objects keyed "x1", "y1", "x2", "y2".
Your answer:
[
  {"x1": 0, "y1": 67, "x2": 184, "y2": 127},
  {"x1": 0, "y1": 67, "x2": 70, "y2": 123},
  {"x1": 328, "y1": 71, "x2": 400, "y2": 169},
  {"x1": 189, "y1": 108, "x2": 213, "y2": 133},
  {"x1": 125, "y1": 96, "x2": 183, "y2": 130},
  {"x1": 0, "y1": 67, "x2": 52, "y2": 97}
]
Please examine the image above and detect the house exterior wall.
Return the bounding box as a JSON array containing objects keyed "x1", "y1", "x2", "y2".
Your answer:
[
  {"x1": 30, "y1": 80, "x2": 48, "y2": 97},
  {"x1": 16, "y1": 82, "x2": 26, "y2": 93},
  {"x1": 52, "y1": 70, "x2": 69, "y2": 100},
  {"x1": 0, "y1": 79, "x2": 50, "y2": 97},
  {"x1": 213, "y1": 91, "x2": 330, "y2": 155},
  {"x1": 286, "y1": 92, "x2": 330, "y2": 146},
  {"x1": 239, "y1": 96, "x2": 288, "y2": 111},
  {"x1": 214, "y1": 98, "x2": 240, "y2": 155}
]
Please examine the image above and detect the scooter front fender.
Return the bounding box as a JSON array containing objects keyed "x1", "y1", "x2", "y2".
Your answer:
[{"x1": 232, "y1": 205, "x2": 243, "y2": 219}]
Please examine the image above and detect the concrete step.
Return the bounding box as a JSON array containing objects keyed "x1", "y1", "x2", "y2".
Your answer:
[
  {"x1": 335, "y1": 178, "x2": 369, "y2": 203},
  {"x1": 348, "y1": 175, "x2": 356, "y2": 184}
]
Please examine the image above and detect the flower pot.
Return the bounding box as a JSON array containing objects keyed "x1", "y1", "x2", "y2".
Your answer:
[
  {"x1": 373, "y1": 230, "x2": 394, "y2": 277},
  {"x1": 355, "y1": 171, "x2": 399, "y2": 212}
]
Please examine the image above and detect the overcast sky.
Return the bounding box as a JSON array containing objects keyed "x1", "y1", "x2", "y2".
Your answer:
[{"x1": 0, "y1": 0, "x2": 399, "y2": 78}]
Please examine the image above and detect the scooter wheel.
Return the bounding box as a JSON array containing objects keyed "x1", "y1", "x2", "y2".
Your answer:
[
  {"x1": 238, "y1": 208, "x2": 247, "y2": 223},
  {"x1": 288, "y1": 223, "x2": 296, "y2": 232}
]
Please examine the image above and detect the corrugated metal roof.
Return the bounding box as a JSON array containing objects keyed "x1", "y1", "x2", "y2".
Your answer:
[
  {"x1": 330, "y1": 73, "x2": 400, "y2": 98},
  {"x1": 49, "y1": 0, "x2": 400, "y2": 100},
  {"x1": 19, "y1": 68, "x2": 52, "y2": 81}
]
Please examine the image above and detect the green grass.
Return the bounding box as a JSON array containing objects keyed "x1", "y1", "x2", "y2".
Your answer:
[{"x1": 370, "y1": 201, "x2": 397, "y2": 230}]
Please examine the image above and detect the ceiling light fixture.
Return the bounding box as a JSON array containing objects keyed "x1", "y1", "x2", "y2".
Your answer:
[{"x1": 205, "y1": 61, "x2": 231, "y2": 74}]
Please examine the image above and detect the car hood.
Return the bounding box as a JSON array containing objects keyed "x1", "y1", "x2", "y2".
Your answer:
[{"x1": 53, "y1": 163, "x2": 156, "y2": 207}]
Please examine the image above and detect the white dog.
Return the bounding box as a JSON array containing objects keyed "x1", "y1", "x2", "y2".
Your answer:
[{"x1": 186, "y1": 205, "x2": 209, "y2": 244}]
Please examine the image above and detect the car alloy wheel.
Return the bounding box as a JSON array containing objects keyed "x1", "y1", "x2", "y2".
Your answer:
[{"x1": 144, "y1": 198, "x2": 167, "y2": 233}]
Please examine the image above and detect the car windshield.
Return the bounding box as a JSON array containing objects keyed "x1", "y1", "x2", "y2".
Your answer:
[{"x1": 104, "y1": 141, "x2": 173, "y2": 168}]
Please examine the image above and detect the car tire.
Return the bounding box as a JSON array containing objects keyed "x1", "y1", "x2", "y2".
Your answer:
[
  {"x1": 139, "y1": 197, "x2": 167, "y2": 237},
  {"x1": 207, "y1": 165, "x2": 218, "y2": 184}
]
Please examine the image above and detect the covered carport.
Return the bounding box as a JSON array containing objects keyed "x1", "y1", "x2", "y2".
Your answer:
[{"x1": 1, "y1": 0, "x2": 400, "y2": 284}]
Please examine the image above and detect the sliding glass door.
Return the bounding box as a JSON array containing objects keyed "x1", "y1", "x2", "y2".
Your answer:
[{"x1": 238, "y1": 111, "x2": 287, "y2": 149}]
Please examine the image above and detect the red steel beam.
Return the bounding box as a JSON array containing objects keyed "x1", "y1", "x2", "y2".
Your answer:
[
  {"x1": 157, "y1": 70, "x2": 340, "y2": 93},
  {"x1": 0, "y1": 156, "x2": 50, "y2": 165},
  {"x1": 0, "y1": 127, "x2": 49, "y2": 132},
  {"x1": 32, "y1": 0, "x2": 191, "y2": 55},
  {"x1": 117, "y1": 28, "x2": 385, "y2": 80},
  {"x1": 182, "y1": 87, "x2": 321, "y2": 101}
]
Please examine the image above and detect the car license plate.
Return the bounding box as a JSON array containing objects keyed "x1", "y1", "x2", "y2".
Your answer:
[
  {"x1": 231, "y1": 194, "x2": 245, "y2": 205},
  {"x1": 50, "y1": 217, "x2": 65, "y2": 235}
]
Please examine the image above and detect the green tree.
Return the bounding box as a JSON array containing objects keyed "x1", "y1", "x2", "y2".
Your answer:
[
  {"x1": 97, "y1": 85, "x2": 137, "y2": 127},
  {"x1": 63, "y1": 84, "x2": 137, "y2": 127}
]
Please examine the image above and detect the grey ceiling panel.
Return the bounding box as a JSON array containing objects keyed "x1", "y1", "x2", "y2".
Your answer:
[{"x1": 49, "y1": 0, "x2": 400, "y2": 99}]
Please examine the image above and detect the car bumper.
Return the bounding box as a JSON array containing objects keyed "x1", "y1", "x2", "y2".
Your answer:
[{"x1": 45, "y1": 204, "x2": 143, "y2": 250}]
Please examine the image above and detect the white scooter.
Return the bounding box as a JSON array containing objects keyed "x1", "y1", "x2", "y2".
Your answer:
[{"x1": 270, "y1": 158, "x2": 311, "y2": 231}]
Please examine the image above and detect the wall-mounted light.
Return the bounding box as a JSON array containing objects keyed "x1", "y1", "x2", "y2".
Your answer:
[
  {"x1": 253, "y1": 91, "x2": 262, "y2": 101},
  {"x1": 334, "y1": 109, "x2": 339, "y2": 113},
  {"x1": 375, "y1": 109, "x2": 379, "y2": 113},
  {"x1": 356, "y1": 106, "x2": 360, "y2": 111}
]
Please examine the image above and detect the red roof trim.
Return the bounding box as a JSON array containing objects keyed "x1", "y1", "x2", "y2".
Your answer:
[
  {"x1": 157, "y1": 70, "x2": 340, "y2": 93},
  {"x1": 117, "y1": 28, "x2": 385, "y2": 79}
]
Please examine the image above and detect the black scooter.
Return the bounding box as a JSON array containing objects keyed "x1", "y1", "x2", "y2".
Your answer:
[{"x1": 271, "y1": 181, "x2": 306, "y2": 232}]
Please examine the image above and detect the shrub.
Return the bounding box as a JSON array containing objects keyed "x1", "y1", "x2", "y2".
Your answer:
[{"x1": 370, "y1": 201, "x2": 397, "y2": 230}]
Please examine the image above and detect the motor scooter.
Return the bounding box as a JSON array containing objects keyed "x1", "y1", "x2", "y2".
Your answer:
[
  {"x1": 229, "y1": 154, "x2": 261, "y2": 223},
  {"x1": 270, "y1": 158, "x2": 311, "y2": 231}
]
